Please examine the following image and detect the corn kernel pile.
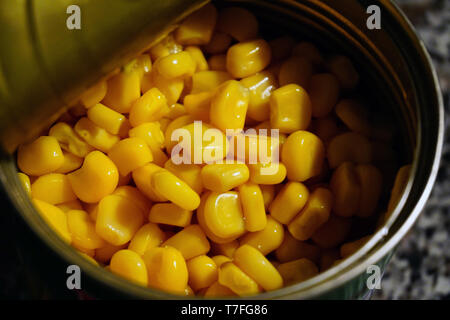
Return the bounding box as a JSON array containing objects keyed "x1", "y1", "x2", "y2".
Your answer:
[{"x1": 15, "y1": 4, "x2": 405, "y2": 297}]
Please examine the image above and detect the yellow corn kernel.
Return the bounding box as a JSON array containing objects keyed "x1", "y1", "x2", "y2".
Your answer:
[
  {"x1": 308, "y1": 73, "x2": 340, "y2": 118},
  {"x1": 128, "y1": 223, "x2": 165, "y2": 256},
  {"x1": 151, "y1": 169, "x2": 200, "y2": 210},
  {"x1": 143, "y1": 246, "x2": 188, "y2": 294},
  {"x1": 282, "y1": 130, "x2": 325, "y2": 182},
  {"x1": 277, "y1": 258, "x2": 318, "y2": 286},
  {"x1": 54, "y1": 151, "x2": 83, "y2": 174},
  {"x1": 270, "y1": 84, "x2": 312, "y2": 133},
  {"x1": 175, "y1": 4, "x2": 217, "y2": 45},
  {"x1": 238, "y1": 182, "x2": 267, "y2": 232},
  {"x1": 33, "y1": 199, "x2": 71, "y2": 243},
  {"x1": 217, "y1": 7, "x2": 258, "y2": 42},
  {"x1": 218, "y1": 262, "x2": 261, "y2": 296},
  {"x1": 234, "y1": 244, "x2": 283, "y2": 291},
  {"x1": 96, "y1": 194, "x2": 144, "y2": 245},
  {"x1": 162, "y1": 225, "x2": 210, "y2": 260},
  {"x1": 208, "y1": 54, "x2": 227, "y2": 71},
  {"x1": 149, "y1": 203, "x2": 193, "y2": 227},
  {"x1": 113, "y1": 185, "x2": 152, "y2": 215},
  {"x1": 152, "y1": 148, "x2": 170, "y2": 167},
  {"x1": 335, "y1": 99, "x2": 371, "y2": 135},
  {"x1": 241, "y1": 71, "x2": 277, "y2": 122},
  {"x1": 72, "y1": 242, "x2": 95, "y2": 257},
  {"x1": 204, "y1": 281, "x2": 236, "y2": 297},
  {"x1": 187, "y1": 255, "x2": 218, "y2": 291},
  {"x1": 31, "y1": 173, "x2": 77, "y2": 205},
  {"x1": 185, "y1": 46, "x2": 209, "y2": 72},
  {"x1": 311, "y1": 115, "x2": 342, "y2": 144},
  {"x1": 183, "y1": 91, "x2": 213, "y2": 121},
  {"x1": 49, "y1": 122, "x2": 94, "y2": 157},
  {"x1": 270, "y1": 181, "x2": 309, "y2": 225},
  {"x1": 68, "y1": 151, "x2": 118, "y2": 203},
  {"x1": 67, "y1": 209, "x2": 105, "y2": 249},
  {"x1": 80, "y1": 80, "x2": 108, "y2": 108},
  {"x1": 211, "y1": 255, "x2": 232, "y2": 267},
  {"x1": 152, "y1": 70, "x2": 185, "y2": 105},
  {"x1": 269, "y1": 36, "x2": 296, "y2": 61},
  {"x1": 260, "y1": 184, "x2": 275, "y2": 210},
  {"x1": 17, "y1": 172, "x2": 31, "y2": 197},
  {"x1": 56, "y1": 199, "x2": 83, "y2": 213},
  {"x1": 164, "y1": 115, "x2": 195, "y2": 151},
  {"x1": 292, "y1": 42, "x2": 324, "y2": 65},
  {"x1": 330, "y1": 162, "x2": 361, "y2": 217},
  {"x1": 136, "y1": 53, "x2": 152, "y2": 80},
  {"x1": 311, "y1": 215, "x2": 352, "y2": 249},
  {"x1": 164, "y1": 159, "x2": 203, "y2": 194},
  {"x1": 183, "y1": 285, "x2": 195, "y2": 296},
  {"x1": 240, "y1": 216, "x2": 284, "y2": 255},
  {"x1": 132, "y1": 163, "x2": 167, "y2": 202},
  {"x1": 275, "y1": 232, "x2": 320, "y2": 263},
  {"x1": 149, "y1": 34, "x2": 183, "y2": 61},
  {"x1": 129, "y1": 121, "x2": 165, "y2": 153},
  {"x1": 110, "y1": 249, "x2": 148, "y2": 286},
  {"x1": 201, "y1": 162, "x2": 249, "y2": 192},
  {"x1": 248, "y1": 162, "x2": 287, "y2": 185},
  {"x1": 205, "y1": 32, "x2": 232, "y2": 54},
  {"x1": 74, "y1": 117, "x2": 120, "y2": 153},
  {"x1": 95, "y1": 242, "x2": 128, "y2": 264},
  {"x1": 210, "y1": 240, "x2": 239, "y2": 258},
  {"x1": 319, "y1": 249, "x2": 340, "y2": 271},
  {"x1": 166, "y1": 103, "x2": 187, "y2": 120},
  {"x1": 278, "y1": 56, "x2": 313, "y2": 88},
  {"x1": 288, "y1": 187, "x2": 332, "y2": 241},
  {"x1": 191, "y1": 70, "x2": 234, "y2": 94},
  {"x1": 230, "y1": 131, "x2": 280, "y2": 164},
  {"x1": 18, "y1": 136, "x2": 64, "y2": 176},
  {"x1": 108, "y1": 137, "x2": 153, "y2": 176},
  {"x1": 355, "y1": 164, "x2": 382, "y2": 218},
  {"x1": 129, "y1": 88, "x2": 168, "y2": 127},
  {"x1": 226, "y1": 39, "x2": 272, "y2": 78},
  {"x1": 159, "y1": 118, "x2": 171, "y2": 134},
  {"x1": 327, "y1": 55, "x2": 359, "y2": 90},
  {"x1": 154, "y1": 51, "x2": 196, "y2": 79},
  {"x1": 87, "y1": 103, "x2": 130, "y2": 137}
]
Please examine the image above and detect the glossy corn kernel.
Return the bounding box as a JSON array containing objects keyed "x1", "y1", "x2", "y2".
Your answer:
[
  {"x1": 230, "y1": 131, "x2": 280, "y2": 164},
  {"x1": 211, "y1": 255, "x2": 232, "y2": 267},
  {"x1": 187, "y1": 255, "x2": 218, "y2": 291},
  {"x1": 311, "y1": 215, "x2": 352, "y2": 249},
  {"x1": 143, "y1": 246, "x2": 188, "y2": 294},
  {"x1": 129, "y1": 121, "x2": 165, "y2": 152},
  {"x1": 288, "y1": 187, "x2": 333, "y2": 241},
  {"x1": 277, "y1": 258, "x2": 319, "y2": 286},
  {"x1": 278, "y1": 56, "x2": 313, "y2": 88},
  {"x1": 103, "y1": 60, "x2": 141, "y2": 113},
  {"x1": 164, "y1": 159, "x2": 203, "y2": 194},
  {"x1": 208, "y1": 54, "x2": 227, "y2": 71},
  {"x1": 269, "y1": 36, "x2": 295, "y2": 61},
  {"x1": 330, "y1": 162, "x2": 361, "y2": 217},
  {"x1": 205, "y1": 32, "x2": 232, "y2": 54},
  {"x1": 166, "y1": 103, "x2": 187, "y2": 120},
  {"x1": 308, "y1": 73, "x2": 340, "y2": 118},
  {"x1": 327, "y1": 55, "x2": 359, "y2": 90},
  {"x1": 33, "y1": 199, "x2": 71, "y2": 243},
  {"x1": 355, "y1": 164, "x2": 382, "y2": 218},
  {"x1": 95, "y1": 243, "x2": 128, "y2": 264},
  {"x1": 241, "y1": 71, "x2": 277, "y2": 122},
  {"x1": 185, "y1": 46, "x2": 209, "y2": 72},
  {"x1": 113, "y1": 185, "x2": 152, "y2": 215},
  {"x1": 270, "y1": 181, "x2": 309, "y2": 225},
  {"x1": 162, "y1": 225, "x2": 210, "y2": 260},
  {"x1": 49, "y1": 122, "x2": 94, "y2": 157},
  {"x1": 128, "y1": 223, "x2": 165, "y2": 256},
  {"x1": 237, "y1": 182, "x2": 267, "y2": 232},
  {"x1": 95, "y1": 194, "x2": 144, "y2": 245},
  {"x1": 340, "y1": 235, "x2": 371, "y2": 258},
  {"x1": 218, "y1": 262, "x2": 261, "y2": 296},
  {"x1": 129, "y1": 88, "x2": 168, "y2": 127},
  {"x1": 18, "y1": 136, "x2": 65, "y2": 176},
  {"x1": 108, "y1": 137, "x2": 153, "y2": 176},
  {"x1": 175, "y1": 3, "x2": 217, "y2": 44},
  {"x1": 67, "y1": 209, "x2": 105, "y2": 249},
  {"x1": 149, "y1": 34, "x2": 183, "y2": 61},
  {"x1": 110, "y1": 249, "x2": 148, "y2": 286},
  {"x1": 74, "y1": 117, "x2": 120, "y2": 153},
  {"x1": 240, "y1": 216, "x2": 284, "y2": 255},
  {"x1": 149, "y1": 203, "x2": 193, "y2": 227},
  {"x1": 191, "y1": 70, "x2": 233, "y2": 94},
  {"x1": 260, "y1": 184, "x2": 275, "y2": 210},
  {"x1": 204, "y1": 281, "x2": 236, "y2": 297},
  {"x1": 56, "y1": 199, "x2": 83, "y2": 213},
  {"x1": 154, "y1": 51, "x2": 196, "y2": 79},
  {"x1": 226, "y1": 39, "x2": 272, "y2": 78},
  {"x1": 275, "y1": 232, "x2": 321, "y2": 263},
  {"x1": 54, "y1": 151, "x2": 83, "y2": 174},
  {"x1": 68, "y1": 151, "x2": 118, "y2": 203},
  {"x1": 87, "y1": 103, "x2": 130, "y2": 137},
  {"x1": 201, "y1": 162, "x2": 249, "y2": 192},
  {"x1": 217, "y1": 7, "x2": 258, "y2": 42},
  {"x1": 164, "y1": 115, "x2": 195, "y2": 151},
  {"x1": 210, "y1": 240, "x2": 239, "y2": 258},
  {"x1": 291, "y1": 42, "x2": 324, "y2": 65},
  {"x1": 132, "y1": 163, "x2": 167, "y2": 202},
  {"x1": 17, "y1": 172, "x2": 31, "y2": 197},
  {"x1": 183, "y1": 91, "x2": 213, "y2": 121},
  {"x1": 31, "y1": 173, "x2": 76, "y2": 205},
  {"x1": 80, "y1": 80, "x2": 108, "y2": 108},
  {"x1": 136, "y1": 53, "x2": 152, "y2": 79},
  {"x1": 248, "y1": 162, "x2": 287, "y2": 185},
  {"x1": 151, "y1": 70, "x2": 185, "y2": 105}
]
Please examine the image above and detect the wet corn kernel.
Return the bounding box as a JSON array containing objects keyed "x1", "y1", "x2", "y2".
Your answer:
[
  {"x1": 205, "y1": 32, "x2": 232, "y2": 54},
  {"x1": 217, "y1": 7, "x2": 258, "y2": 42},
  {"x1": 187, "y1": 255, "x2": 218, "y2": 291},
  {"x1": 67, "y1": 209, "x2": 105, "y2": 249},
  {"x1": 164, "y1": 115, "x2": 195, "y2": 151},
  {"x1": 154, "y1": 51, "x2": 196, "y2": 79},
  {"x1": 87, "y1": 103, "x2": 130, "y2": 137},
  {"x1": 33, "y1": 199, "x2": 72, "y2": 243},
  {"x1": 291, "y1": 42, "x2": 324, "y2": 65},
  {"x1": 136, "y1": 54, "x2": 152, "y2": 80},
  {"x1": 110, "y1": 249, "x2": 148, "y2": 286},
  {"x1": 260, "y1": 184, "x2": 275, "y2": 210},
  {"x1": 18, "y1": 136, "x2": 65, "y2": 176},
  {"x1": 311, "y1": 215, "x2": 352, "y2": 249},
  {"x1": 103, "y1": 60, "x2": 141, "y2": 113},
  {"x1": 278, "y1": 56, "x2": 313, "y2": 88},
  {"x1": 17, "y1": 172, "x2": 31, "y2": 197},
  {"x1": 204, "y1": 281, "x2": 236, "y2": 297},
  {"x1": 129, "y1": 121, "x2": 165, "y2": 153},
  {"x1": 175, "y1": 3, "x2": 217, "y2": 45},
  {"x1": 132, "y1": 163, "x2": 167, "y2": 202},
  {"x1": 152, "y1": 148, "x2": 170, "y2": 167},
  {"x1": 275, "y1": 232, "x2": 320, "y2": 263},
  {"x1": 185, "y1": 46, "x2": 209, "y2": 72},
  {"x1": 327, "y1": 55, "x2": 359, "y2": 90},
  {"x1": 231, "y1": 132, "x2": 280, "y2": 164},
  {"x1": 248, "y1": 162, "x2": 287, "y2": 185},
  {"x1": 269, "y1": 181, "x2": 309, "y2": 225},
  {"x1": 72, "y1": 242, "x2": 95, "y2": 257},
  {"x1": 151, "y1": 70, "x2": 185, "y2": 106},
  {"x1": 128, "y1": 223, "x2": 165, "y2": 256},
  {"x1": 340, "y1": 235, "x2": 371, "y2": 258},
  {"x1": 210, "y1": 240, "x2": 239, "y2": 258},
  {"x1": 308, "y1": 73, "x2": 340, "y2": 118},
  {"x1": 218, "y1": 262, "x2": 261, "y2": 296},
  {"x1": 54, "y1": 151, "x2": 83, "y2": 174},
  {"x1": 107, "y1": 137, "x2": 153, "y2": 176},
  {"x1": 74, "y1": 117, "x2": 120, "y2": 153},
  {"x1": 282, "y1": 130, "x2": 325, "y2": 182},
  {"x1": 270, "y1": 84, "x2": 312, "y2": 133},
  {"x1": 68, "y1": 151, "x2": 118, "y2": 203},
  {"x1": 355, "y1": 164, "x2": 382, "y2": 218},
  {"x1": 201, "y1": 162, "x2": 249, "y2": 193},
  {"x1": 330, "y1": 162, "x2": 361, "y2": 217},
  {"x1": 240, "y1": 216, "x2": 284, "y2": 255},
  {"x1": 208, "y1": 54, "x2": 227, "y2": 71},
  {"x1": 95, "y1": 242, "x2": 128, "y2": 264},
  {"x1": 226, "y1": 39, "x2": 272, "y2": 79},
  {"x1": 162, "y1": 225, "x2": 210, "y2": 260},
  {"x1": 166, "y1": 103, "x2": 187, "y2": 120},
  {"x1": 95, "y1": 194, "x2": 144, "y2": 246},
  {"x1": 56, "y1": 199, "x2": 83, "y2": 213},
  {"x1": 211, "y1": 255, "x2": 232, "y2": 267},
  {"x1": 80, "y1": 80, "x2": 108, "y2": 108},
  {"x1": 238, "y1": 182, "x2": 267, "y2": 232},
  {"x1": 288, "y1": 187, "x2": 333, "y2": 241},
  {"x1": 164, "y1": 159, "x2": 203, "y2": 194},
  {"x1": 31, "y1": 173, "x2": 77, "y2": 205},
  {"x1": 149, "y1": 34, "x2": 183, "y2": 61},
  {"x1": 143, "y1": 246, "x2": 188, "y2": 294},
  {"x1": 149, "y1": 203, "x2": 193, "y2": 227},
  {"x1": 49, "y1": 122, "x2": 94, "y2": 157},
  {"x1": 113, "y1": 185, "x2": 152, "y2": 214},
  {"x1": 277, "y1": 258, "x2": 319, "y2": 286},
  {"x1": 183, "y1": 91, "x2": 213, "y2": 121},
  {"x1": 335, "y1": 100, "x2": 371, "y2": 135},
  {"x1": 129, "y1": 87, "x2": 168, "y2": 127},
  {"x1": 191, "y1": 70, "x2": 234, "y2": 94}
]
